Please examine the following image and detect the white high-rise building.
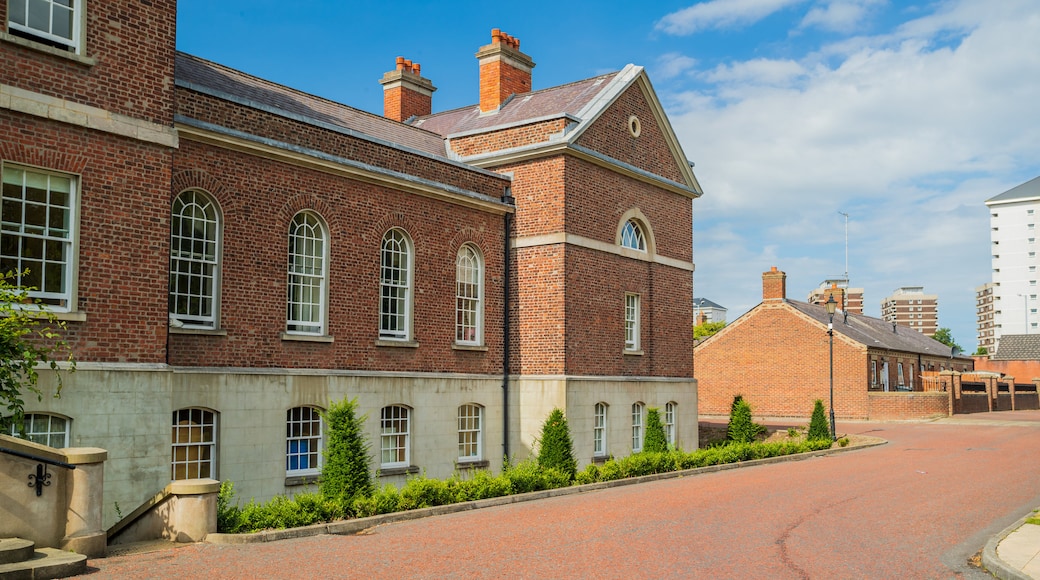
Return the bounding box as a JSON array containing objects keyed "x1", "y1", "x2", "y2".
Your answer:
[{"x1": 984, "y1": 176, "x2": 1040, "y2": 351}]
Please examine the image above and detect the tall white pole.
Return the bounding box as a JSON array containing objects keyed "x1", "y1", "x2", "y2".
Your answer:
[{"x1": 838, "y1": 211, "x2": 849, "y2": 310}]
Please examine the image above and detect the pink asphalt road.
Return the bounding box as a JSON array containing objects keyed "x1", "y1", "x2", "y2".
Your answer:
[{"x1": 82, "y1": 411, "x2": 1040, "y2": 579}]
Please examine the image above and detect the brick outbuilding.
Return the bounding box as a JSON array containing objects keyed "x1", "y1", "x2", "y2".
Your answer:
[{"x1": 695, "y1": 268, "x2": 973, "y2": 422}]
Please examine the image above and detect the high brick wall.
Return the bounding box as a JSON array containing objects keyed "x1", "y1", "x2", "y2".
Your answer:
[
  {"x1": 513, "y1": 244, "x2": 566, "y2": 375},
  {"x1": 867, "y1": 392, "x2": 949, "y2": 420},
  {"x1": 449, "y1": 119, "x2": 569, "y2": 158},
  {"x1": 499, "y1": 158, "x2": 566, "y2": 238},
  {"x1": 574, "y1": 84, "x2": 686, "y2": 185},
  {"x1": 695, "y1": 303, "x2": 870, "y2": 419},
  {"x1": 0, "y1": 0, "x2": 176, "y2": 124},
  {"x1": 0, "y1": 112, "x2": 170, "y2": 363},
  {"x1": 168, "y1": 139, "x2": 507, "y2": 373}
]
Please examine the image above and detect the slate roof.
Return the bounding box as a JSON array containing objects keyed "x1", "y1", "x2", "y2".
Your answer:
[
  {"x1": 992, "y1": 334, "x2": 1040, "y2": 360},
  {"x1": 787, "y1": 300, "x2": 956, "y2": 357},
  {"x1": 693, "y1": 298, "x2": 726, "y2": 310},
  {"x1": 411, "y1": 72, "x2": 618, "y2": 136},
  {"x1": 174, "y1": 52, "x2": 449, "y2": 158},
  {"x1": 986, "y1": 175, "x2": 1040, "y2": 204}
]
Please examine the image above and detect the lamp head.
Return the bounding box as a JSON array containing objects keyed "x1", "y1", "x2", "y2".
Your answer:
[{"x1": 825, "y1": 294, "x2": 837, "y2": 316}]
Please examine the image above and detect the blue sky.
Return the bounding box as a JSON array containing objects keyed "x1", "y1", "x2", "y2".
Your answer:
[{"x1": 177, "y1": 0, "x2": 1040, "y2": 350}]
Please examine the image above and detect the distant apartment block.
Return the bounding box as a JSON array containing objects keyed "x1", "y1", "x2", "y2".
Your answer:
[
  {"x1": 807, "y1": 279, "x2": 864, "y2": 314},
  {"x1": 984, "y1": 175, "x2": 1040, "y2": 351},
  {"x1": 976, "y1": 282, "x2": 997, "y2": 353},
  {"x1": 693, "y1": 298, "x2": 727, "y2": 325},
  {"x1": 881, "y1": 287, "x2": 938, "y2": 336}
]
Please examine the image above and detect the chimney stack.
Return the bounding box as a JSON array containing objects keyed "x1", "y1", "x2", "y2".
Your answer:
[
  {"x1": 380, "y1": 56, "x2": 436, "y2": 122},
  {"x1": 476, "y1": 28, "x2": 535, "y2": 113},
  {"x1": 762, "y1": 266, "x2": 787, "y2": 302}
]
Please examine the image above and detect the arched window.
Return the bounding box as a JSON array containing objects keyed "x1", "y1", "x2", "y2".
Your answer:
[
  {"x1": 664, "y1": 402, "x2": 677, "y2": 447},
  {"x1": 631, "y1": 402, "x2": 645, "y2": 452},
  {"x1": 380, "y1": 405, "x2": 410, "y2": 468},
  {"x1": 172, "y1": 408, "x2": 217, "y2": 480},
  {"x1": 593, "y1": 402, "x2": 608, "y2": 458},
  {"x1": 380, "y1": 229, "x2": 412, "y2": 340},
  {"x1": 286, "y1": 406, "x2": 323, "y2": 476},
  {"x1": 620, "y1": 220, "x2": 646, "y2": 251},
  {"x1": 458, "y1": 404, "x2": 483, "y2": 462},
  {"x1": 7, "y1": 413, "x2": 69, "y2": 448},
  {"x1": 456, "y1": 244, "x2": 483, "y2": 345},
  {"x1": 287, "y1": 211, "x2": 328, "y2": 335},
  {"x1": 170, "y1": 190, "x2": 221, "y2": 329}
]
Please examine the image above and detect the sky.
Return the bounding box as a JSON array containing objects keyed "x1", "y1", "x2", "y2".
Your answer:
[{"x1": 177, "y1": 0, "x2": 1040, "y2": 351}]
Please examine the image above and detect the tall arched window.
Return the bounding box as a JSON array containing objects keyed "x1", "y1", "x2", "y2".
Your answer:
[
  {"x1": 286, "y1": 406, "x2": 323, "y2": 476},
  {"x1": 664, "y1": 402, "x2": 677, "y2": 447},
  {"x1": 172, "y1": 408, "x2": 217, "y2": 480},
  {"x1": 287, "y1": 211, "x2": 328, "y2": 335},
  {"x1": 593, "y1": 402, "x2": 608, "y2": 458},
  {"x1": 631, "y1": 402, "x2": 645, "y2": 452},
  {"x1": 170, "y1": 190, "x2": 221, "y2": 329},
  {"x1": 620, "y1": 219, "x2": 646, "y2": 251},
  {"x1": 456, "y1": 244, "x2": 483, "y2": 345},
  {"x1": 458, "y1": 404, "x2": 483, "y2": 462},
  {"x1": 380, "y1": 229, "x2": 412, "y2": 340},
  {"x1": 380, "y1": 405, "x2": 410, "y2": 468}
]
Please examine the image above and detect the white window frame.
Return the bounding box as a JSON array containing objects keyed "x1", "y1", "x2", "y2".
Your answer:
[
  {"x1": 593, "y1": 402, "x2": 608, "y2": 458},
  {"x1": 457, "y1": 404, "x2": 483, "y2": 462},
  {"x1": 664, "y1": 402, "x2": 677, "y2": 447},
  {"x1": 631, "y1": 402, "x2": 644, "y2": 453},
  {"x1": 1, "y1": 164, "x2": 77, "y2": 311},
  {"x1": 625, "y1": 293, "x2": 640, "y2": 351},
  {"x1": 7, "y1": 412, "x2": 69, "y2": 447},
  {"x1": 7, "y1": 0, "x2": 83, "y2": 53},
  {"x1": 169, "y1": 190, "x2": 221, "y2": 329},
  {"x1": 172, "y1": 408, "x2": 217, "y2": 481},
  {"x1": 620, "y1": 219, "x2": 646, "y2": 251},
  {"x1": 379, "y1": 229, "x2": 412, "y2": 340},
  {"x1": 455, "y1": 244, "x2": 483, "y2": 345},
  {"x1": 286, "y1": 406, "x2": 323, "y2": 476},
  {"x1": 380, "y1": 405, "x2": 410, "y2": 468},
  {"x1": 286, "y1": 211, "x2": 328, "y2": 335}
]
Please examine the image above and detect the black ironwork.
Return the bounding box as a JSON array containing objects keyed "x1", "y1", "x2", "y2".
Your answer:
[
  {"x1": 1, "y1": 446, "x2": 75, "y2": 498},
  {"x1": 28, "y1": 463, "x2": 51, "y2": 496}
]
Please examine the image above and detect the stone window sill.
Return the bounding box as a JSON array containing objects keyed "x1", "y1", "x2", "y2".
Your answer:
[
  {"x1": 281, "y1": 332, "x2": 334, "y2": 343},
  {"x1": 376, "y1": 339, "x2": 419, "y2": 348},
  {"x1": 0, "y1": 32, "x2": 95, "y2": 66},
  {"x1": 379, "y1": 465, "x2": 420, "y2": 477},
  {"x1": 456, "y1": 459, "x2": 490, "y2": 470},
  {"x1": 592, "y1": 455, "x2": 610, "y2": 464},
  {"x1": 170, "y1": 327, "x2": 228, "y2": 336},
  {"x1": 285, "y1": 474, "x2": 319, "y2": 487},
  {"x1": 624, "y1": 349, "x2": 645, "y2": 356},
  {"x1": 452, "y1": 344, "x2": 488, "y2": 352}
]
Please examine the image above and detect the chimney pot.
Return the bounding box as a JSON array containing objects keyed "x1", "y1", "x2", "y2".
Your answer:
[
  {"x1": 762, "y1": 267, "x2": 787, "y2": 302},
  {"x1": 477, "y1": 28, "x2": 535, "y2": 113},
  {"x1": 395, "y1": 56, "x2": 405, "y2": 70},
  {"x1": 381, "y1": 55, "x2": 436, "y2": 122}
]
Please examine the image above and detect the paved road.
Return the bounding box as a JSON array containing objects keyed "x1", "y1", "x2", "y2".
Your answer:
[{"x1": 83, "y1": 411, "x2": 1040, "y2": 579}]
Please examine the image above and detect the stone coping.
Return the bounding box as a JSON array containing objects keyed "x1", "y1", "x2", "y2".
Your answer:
[
  {"x1": 62, "y1": 447, "x2": 108, "y2": 464},
  {"x1": 207, "y1": 437, "x2": 886, "y2": 545}
]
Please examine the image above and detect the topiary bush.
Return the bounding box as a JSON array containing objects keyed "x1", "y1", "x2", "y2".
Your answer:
[
  {"x1": 808, "y1": 399, "x2": 831, "y2": 441},
  {"x1": 536, "y1": 408, "x2": 577, "y2": 481},
  {"x1": 643, "y1": 407, "x2": 669, "y2": 453},
  {"x1": 727, "y1": 395, "x2": 766, "y2": 444},
  {"x1": 216, "y1": 480, "x2": 243, "y2": 533},
  {"x1": 320, "y1": 398, "x2": 373, "y2": 509}
]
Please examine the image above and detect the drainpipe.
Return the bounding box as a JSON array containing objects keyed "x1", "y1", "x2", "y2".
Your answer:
[{"x1": 501, "y1": 187, "x2": 514, "y2": 461}]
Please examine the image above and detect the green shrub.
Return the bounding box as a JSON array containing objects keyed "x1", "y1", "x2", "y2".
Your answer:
[
  {"x1": 727, "y1": 395, "x2": 766, "y2": 444},
  {"x1": 352, "y1": 484, "x2": 401, "y2": 518},
  {"x1": 643, "y1": 408, "x2": 669, "y2": 453},
  {"x1": 575, "y1": 464, "x2": 600, "y2": 485},
  {"x1": 837, "y1": 437, "x2": 849, "y2": 448},
  {"x1": 536, "y1": 408, "x2": 577, "y2": 481},
  {"x1": 787, "y1": 427, "x2": 799, "y2": 438},
  {"x1": 448, "y1": 470, "x2": 512, "y2": 502},
  {"x1": 216, "y1": 480, "x2": 243, "y2": 533},
  {"x1": 398, "y1": 475, "x2": 452, "y2": 510},
  {"x1": 808, "y1": 399, "x2": 831, "y2": 441},
  {"x1": 504, "y1": 458, "x2": 571, "y2": 493},
  {"x1": 320, "y1": 398, "x2": 373, "y2": 509}
]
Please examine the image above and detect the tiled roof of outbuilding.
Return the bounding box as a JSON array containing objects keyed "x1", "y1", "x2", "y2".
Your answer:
[
  {"x1": 992, "y1": 334, "x2": 1040, "y2": 360},
  {"x1": 788, "y1": 300, "x2": 957, "y2": 357},
  {"x1": 174, "y1": 52, "x2": 450, "y2": 158}
]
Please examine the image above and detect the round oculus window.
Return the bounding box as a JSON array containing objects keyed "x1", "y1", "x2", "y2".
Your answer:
[{"x1": 628, "y1": 115, "x2": 642, "y2": 137}]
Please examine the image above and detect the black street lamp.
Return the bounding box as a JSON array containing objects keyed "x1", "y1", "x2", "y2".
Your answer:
[{"x1": 825, "y1": 295, "x2": 837, "y2": 441}]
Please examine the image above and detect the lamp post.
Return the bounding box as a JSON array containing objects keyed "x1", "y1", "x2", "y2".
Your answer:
[{"x1": 825, "y1": 294, "x2": 837, "y2": 441}]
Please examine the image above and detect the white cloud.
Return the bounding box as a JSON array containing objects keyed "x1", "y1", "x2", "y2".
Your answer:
[
  {"x1": 800, "y1": 0, "x2": 886, "y2": 32},
  {"x1": 654, "y1": 53, "x2": 699, "y2": 80},
  {"x1": 657, "y1": 0, "x2": 807, "y2": 35},
  {"x1": 665, "y1": 0, "x2": 1040, "y2": 347}
]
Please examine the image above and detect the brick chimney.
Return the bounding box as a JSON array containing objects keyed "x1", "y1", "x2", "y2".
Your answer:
[
  {"x1": 476, "y1": 29, "x2": 535, "y2": 113},
  {"x1": 824, "y1": 283, "x2": 844, "y2": 309},
  {"x1": 762, "y1": 267, "x2": 786, "y2": 302},
  {"x1": 380, "y1": 57, "x2": 436, "y2": 122}
]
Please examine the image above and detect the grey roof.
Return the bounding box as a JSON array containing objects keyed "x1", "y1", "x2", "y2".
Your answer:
[
  {"x1": 693, "y1": 298, "x2": 726, "y2": 310},
  {"x1": 992, "y1": 334, "x2": 1040, "y2": 360},
  {"x1": 411, "y1": 73, "x2": 618, "y2": 136},
  {"x1": 174, "y1": 53, "x2": 450, "y2": 158},
  {"x1": 787, "y1": 300, "x2": 956, "y2": 357},
  {"x1": 986, "y1": 175, "x2": 1040, "y2": 204}
]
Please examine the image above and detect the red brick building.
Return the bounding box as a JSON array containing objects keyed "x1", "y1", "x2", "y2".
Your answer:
[
  {"x1": 2, "y1": 3, "x2": 699, "y2": 526},
  {"x1": 694, "y1": 268, "x2": 972, "y2": 422}
]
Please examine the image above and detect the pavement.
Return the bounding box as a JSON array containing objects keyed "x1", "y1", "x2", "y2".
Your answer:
[{"x1": 986, "y1": 514, "x2": 1040, "y2": 579}]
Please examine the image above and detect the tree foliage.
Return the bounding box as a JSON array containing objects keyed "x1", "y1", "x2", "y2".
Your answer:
[
  {"x1": 0, "y1": 271, "x2": 75, "y2": 434},
  {"x1": 931, "y1": 327, "x2": 962, "y2": 352},
  {"x1": 974, "y1": 346, "x2": 988, "y2": 356},
  {"x1": 643, "y1": 407, "x2": 669, "y2": 453},
  {"x1": 319, "y1": 398, "x2": 373, "y2": 507},
  {"x1": 694, "y1": 321, "x2": 726, "y2": 340},
  {"x1": 726, "y1": 395, "x2": 765, "y2": 444},
  {"x1": 808, "y1": 399, "x2": 831, "y2": 441},
  {"x1": 537, "y1": 408, "x2": 577, "y2": 480}
]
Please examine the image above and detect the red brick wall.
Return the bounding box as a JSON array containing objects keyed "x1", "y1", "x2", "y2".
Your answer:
[
  {"x1": 479, "y1": 56, "x2": 531, "y2": 112},
  {"x1": 574, "y1": 84, "x2": 686, "y2": 185},
  {"x1": 0, "y1": 0, "x2": 176, "y2": 124},
  {"x1": 867, "y1": 392, "x2": 949, "y2": 420},
  {"x1": 973, "y1": 358, "x2": 1040, "y2": 381},
  {"x1": 695, "y1": 303, "x2": 870, "y2": 419},
  {"x1": 449, "y1": 119, "x2": 569, "y2": 158},
  {"x1": 513, "y1": 244, "x2": 565, "y2": 375},
  {"x1": 167, "y1": 140, "x2": 507, "y2": 373},
  {"x1": 382, "y1": 85, "x2": 431, "y2": 122},
  {"x1": 0, "y1": 113, "x2": 171, "y2": 363},
  {"x1": 498, "y1": 158, "x2": 566, "y2": 238}
]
